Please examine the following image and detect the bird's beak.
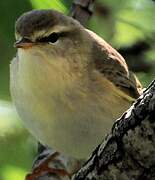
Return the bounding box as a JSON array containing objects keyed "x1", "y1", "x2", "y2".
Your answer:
[{"x1": 14, "y1": 38, "x2": 34, "y2": 49}]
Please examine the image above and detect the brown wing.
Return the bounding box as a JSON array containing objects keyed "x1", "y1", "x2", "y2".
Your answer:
[{"x1": 87, "y1": 29, "x2": 142, "y2": 99}]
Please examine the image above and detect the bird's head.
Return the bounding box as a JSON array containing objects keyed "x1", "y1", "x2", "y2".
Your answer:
[{"x1": 15, "y1": 9, "x2": 93, "y2": 72}]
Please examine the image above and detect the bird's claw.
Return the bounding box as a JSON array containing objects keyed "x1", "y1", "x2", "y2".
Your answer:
[{"x1": 25, "y1": 151, "x2": 71, "y2": 180}]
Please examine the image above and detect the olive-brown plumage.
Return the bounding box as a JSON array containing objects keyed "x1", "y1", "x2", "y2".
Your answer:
[{"x1": 11, "y1": 9, "x2": 142, "y2": 158}]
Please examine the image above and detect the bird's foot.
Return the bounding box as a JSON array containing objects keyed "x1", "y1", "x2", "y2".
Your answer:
[{"x1": 25, "y1": 151, "x2": 71, "y2": 180}]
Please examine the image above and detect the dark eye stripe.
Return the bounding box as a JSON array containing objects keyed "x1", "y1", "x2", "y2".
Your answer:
[
  {"x1": 37, "y1": 31, "x2": 69, "y2": 43},
  {"x1": 37, "y1": 32, "x2": 59, "y2": 43}
]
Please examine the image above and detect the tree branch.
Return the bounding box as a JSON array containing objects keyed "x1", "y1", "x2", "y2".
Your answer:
[{"x1": 70, "y1": 0, "x2": 95, "y2": 25}]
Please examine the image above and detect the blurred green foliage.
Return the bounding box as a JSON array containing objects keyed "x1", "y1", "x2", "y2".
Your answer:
[
  {"x1": 30, "y1": 0, "x2": 68, "y2": 12},
  {"x1": 0, "y1": 0, "x2": 155, "y2": 179}
]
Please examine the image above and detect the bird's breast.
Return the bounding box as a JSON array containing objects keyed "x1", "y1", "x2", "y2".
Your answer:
[{"x1": 10, "y1": 49, "x2": 131, "y2": 158}]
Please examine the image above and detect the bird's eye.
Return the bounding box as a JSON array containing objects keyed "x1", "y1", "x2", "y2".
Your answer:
[{"x1": 38, "y1": 32, "x2": 59, "y2": 43}]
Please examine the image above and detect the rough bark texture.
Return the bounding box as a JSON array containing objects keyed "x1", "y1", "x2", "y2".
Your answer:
[{"x1": 73, "y1": 80, "x2": 155, "y2": 180}]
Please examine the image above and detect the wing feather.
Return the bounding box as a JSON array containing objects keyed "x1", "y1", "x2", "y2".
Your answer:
[{"x1": 86, "y1": 29, "x2": 142, "y2": 99}]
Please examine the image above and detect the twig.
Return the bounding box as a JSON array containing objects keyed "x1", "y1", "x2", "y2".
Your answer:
[{"x1": 70, "y1": 0, "x2": 95, "y2": 25}]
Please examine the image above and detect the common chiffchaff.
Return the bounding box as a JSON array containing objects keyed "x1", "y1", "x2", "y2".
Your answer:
[{"x1": 10, "y1": 9, "x2": 142, "y2": 159}]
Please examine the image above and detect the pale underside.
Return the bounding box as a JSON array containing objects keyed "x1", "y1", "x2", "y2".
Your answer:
[{"x1": 10, "y1": 48, "x2": 132, "y2": 159}]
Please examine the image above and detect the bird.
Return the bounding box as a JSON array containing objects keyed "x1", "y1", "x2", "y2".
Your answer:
[{"x1": 10, "y1": 9, "x2": 142, "y2": 161}]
